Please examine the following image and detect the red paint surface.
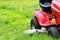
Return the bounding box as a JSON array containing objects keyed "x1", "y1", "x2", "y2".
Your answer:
[{"x1": 52, "y1": 0, "x2": 60, "y2": 24}]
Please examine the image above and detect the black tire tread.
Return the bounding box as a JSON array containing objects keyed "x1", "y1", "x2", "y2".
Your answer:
[
  {"x1": 31, "y1": 16, "x2": 41, "y2": 29},
  {"x1": 48, "y1": 27, "x2": 59, "y2": 38}
]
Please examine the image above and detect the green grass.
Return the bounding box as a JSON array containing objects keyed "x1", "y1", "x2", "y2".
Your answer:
[{"x1": 0, "y1": 0, "x2": 59, "y2": 40}]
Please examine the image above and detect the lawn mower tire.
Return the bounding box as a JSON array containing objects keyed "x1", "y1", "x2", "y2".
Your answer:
[
  {"x1": 30, "y1": 16, "x2": 41, "y2": 29},
  {"x1": 48, "y1": 27, "x2": 59, "y2": 38}
]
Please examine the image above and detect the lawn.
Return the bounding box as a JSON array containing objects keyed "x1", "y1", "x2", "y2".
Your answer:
[{"x1": 0, "y1": 0, "x2": 59, "y2": 40}]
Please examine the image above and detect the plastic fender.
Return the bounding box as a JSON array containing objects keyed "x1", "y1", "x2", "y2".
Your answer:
[{"x1": 33, "y1": 10, "x2": 53, "y2": 26}]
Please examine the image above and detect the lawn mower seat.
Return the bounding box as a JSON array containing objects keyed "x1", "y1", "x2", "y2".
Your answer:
[{"x1": 39, "y1": 0, "x2": 52, "y2": 13}]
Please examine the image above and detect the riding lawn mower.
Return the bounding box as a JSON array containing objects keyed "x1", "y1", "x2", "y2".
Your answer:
[{"x1": 24, "y1": 0, "x2": 60, "y2": 38}]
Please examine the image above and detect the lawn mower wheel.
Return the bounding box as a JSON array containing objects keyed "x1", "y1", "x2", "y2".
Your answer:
[
  {"x1": 30, "y1": 16, "x2": 41, "y2": 29},
  {"x1": 48, "y1": 27, "x2": 59, "y2": 38}
]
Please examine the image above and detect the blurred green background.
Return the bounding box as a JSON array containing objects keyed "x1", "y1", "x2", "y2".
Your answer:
[{"x1": 0, "y1": 0, "x2": 59, "y2": 40}]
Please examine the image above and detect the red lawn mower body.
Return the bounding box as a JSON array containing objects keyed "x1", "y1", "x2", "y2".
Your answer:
[
  {"x1": 30, "y1": 0, "x2": 60, "y2": 38},
  {"x1": 52, "y1": 0, "x2": 60, "y2": 25},
  {"x1": 33, "y1": 0, "x2": 60, "y2": 27}
]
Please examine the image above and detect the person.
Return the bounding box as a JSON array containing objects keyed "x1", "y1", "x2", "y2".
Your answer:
[{"x1": 39, "y1": 0, "x2": 52, "y2": 13}]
